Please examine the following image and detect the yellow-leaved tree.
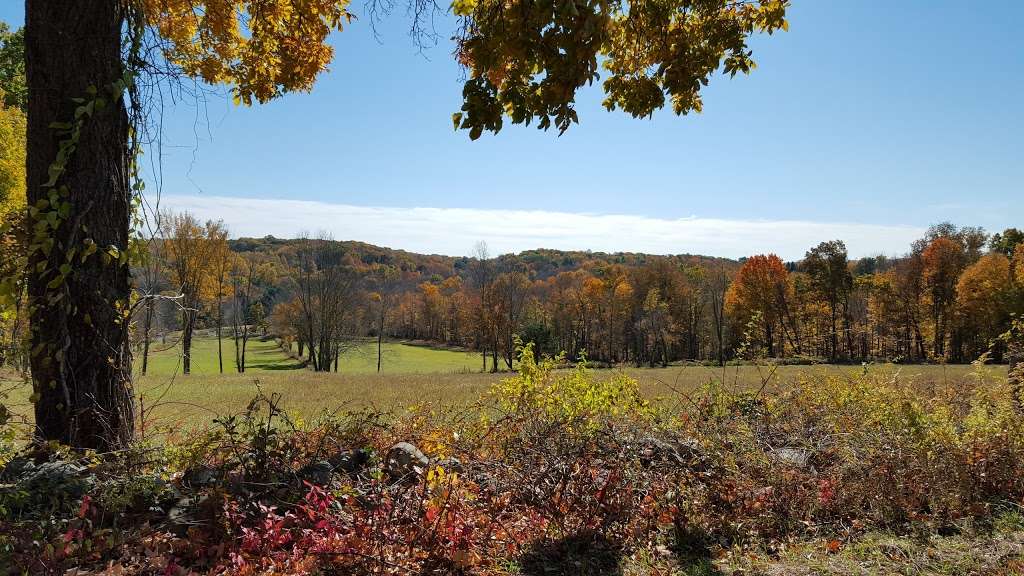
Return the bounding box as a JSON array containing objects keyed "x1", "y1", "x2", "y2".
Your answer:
[
  {"x1": 23, "y1": 0, "x2": 788, "y2": 449},
  {"x1": 0, "y1": 100, "x2": 26, "y2": 371},
  {"x1": 0, "y1": 100, "x2": 24, "y2": 216}
]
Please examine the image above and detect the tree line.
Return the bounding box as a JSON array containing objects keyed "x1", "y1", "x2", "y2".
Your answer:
[{"x1": 90, "y1": 219, "x2": 1024, "y2": 376}]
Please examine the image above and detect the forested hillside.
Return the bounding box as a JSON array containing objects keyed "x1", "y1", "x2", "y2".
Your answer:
[{"x1": 90, "y1": 220, "x2": 1023, "y2": 377}]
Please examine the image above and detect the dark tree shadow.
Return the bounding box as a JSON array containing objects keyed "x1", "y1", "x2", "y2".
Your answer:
[
  {"x1": 519, "y1": 532, "x2": 623, "y2": 576},
  {"x1": 253, "y1": 360, "x2": 307, "y2": 371},
  {"x1": 669, "y1": 525, "x2": 727, "y2": 576},
  {"x1": 246, "y1": 347, "x2": 307, "y2": 371},
  {"x1": 514, "y1": 528, "x2": 728, "y2": 575}
]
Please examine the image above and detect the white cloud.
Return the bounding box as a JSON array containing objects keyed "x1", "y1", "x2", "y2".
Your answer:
[{"x1": 158, "y1": 194, "x2": 924, "y2": 260}]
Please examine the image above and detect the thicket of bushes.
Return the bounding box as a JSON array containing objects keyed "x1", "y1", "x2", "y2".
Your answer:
[{"x1": 1, "y1": 344, "x2": 1023, "y2": 574}]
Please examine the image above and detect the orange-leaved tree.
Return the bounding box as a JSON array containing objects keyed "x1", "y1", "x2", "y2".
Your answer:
[
  {"x1": 725, "y1": 254, "x2": 790, "y2": 358},
  {"x1": 955, "y1": 253, "x2": 1014, "y2": 361}
]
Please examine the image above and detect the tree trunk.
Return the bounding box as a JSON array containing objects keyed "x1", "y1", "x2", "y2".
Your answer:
[
  {"x1": 829, "y1": 303, "x2": 838, "y2": 362},
  {"x1": 140, "y1": 299, "x2": 153, "y2": 375},
  {"x1": 182, "y1": 308, "x2": 195, "y2": 374},
  {"x1": 240, "y1": 332, "x2": 248, "y2": 373},
  {"x1": 491, "y1": 335, "x2": 498, "y2": 372},
  {"x1": 26, "y1": 0, "x2": 134, "y2": 450},
  {"x1": 377, "y1": 306, "x2": 384, "y2": 373},
  {"x1": 217, "y1": 300, "x2": 223, "y2": 373}
]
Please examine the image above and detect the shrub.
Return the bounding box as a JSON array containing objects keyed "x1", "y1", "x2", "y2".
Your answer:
[{"x1": 491, "y1": 343, "x2": 651, "y2": 430}]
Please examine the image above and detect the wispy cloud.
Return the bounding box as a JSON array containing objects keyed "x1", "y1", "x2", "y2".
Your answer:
[{"x1": 159, "y1": 195, "x2": 924, "y2": 260}]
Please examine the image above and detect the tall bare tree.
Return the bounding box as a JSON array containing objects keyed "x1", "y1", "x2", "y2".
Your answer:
[
  {"x1": 293, "y1": 234, "x2": 358, "y2": 372},
  {"x1": 469, "y1": 241, "x2": 497, "y2": 372},
  {"x1": 230, "y1": 253, "x2": 261, "y2": 373},
  {"x1": 494, "y1": 268, "x2": 530, "y2": 369},
  {"x1": 369, "y1": 264, "x2": 399, "y2": 373},
  {"x1": 704, "y1": 263, "x2": 731, "y2": 366}
]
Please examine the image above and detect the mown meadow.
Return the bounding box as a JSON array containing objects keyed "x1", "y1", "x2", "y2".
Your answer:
[{"x1": 3, "y1": 336, "x2": 1005, "y2": 435}]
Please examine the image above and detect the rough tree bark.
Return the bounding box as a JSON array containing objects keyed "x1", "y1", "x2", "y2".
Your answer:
[{"x1": 26, "y1": 0, "x2": 134, "y2": 450}]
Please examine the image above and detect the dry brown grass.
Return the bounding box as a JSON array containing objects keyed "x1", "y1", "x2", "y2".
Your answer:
[{"x1": 2, "y1": 362, "x2": 1007, "y2": 438}]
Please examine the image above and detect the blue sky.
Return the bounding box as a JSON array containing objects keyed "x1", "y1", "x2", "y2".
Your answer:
[{"x1": 2, "y1": 1, "x2": 1021, "y2": 258}]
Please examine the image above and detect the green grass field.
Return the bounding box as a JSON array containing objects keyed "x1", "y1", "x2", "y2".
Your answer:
[
  {"x1": 1, "y1": 335, "x2": 1009, "y2": 436},
  {"x1": 288, "y1": 339, "x2": 487, "y2": 375},
  {"x1": 142, "y1": 335, "x2": 306, "y2": 375},
  {"x1": 140, "y1": 335, "x2": 485, "y2": 377}
]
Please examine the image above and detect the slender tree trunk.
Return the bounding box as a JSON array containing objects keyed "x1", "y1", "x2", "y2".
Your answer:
[
  {"x1": 26, "y1": 0, "x2": 134, "y2": 450},
  {"x1": 240, "y1": 330, "x2": 248, "y2": 373},
  {"x1": 843, "y1": 301, "x2": 853, "y2": 359},
  {"x1": 491, "y1": 334, "x2": 498, "y2": 372},
  {"x1": 217, "y1": 299, "x2": 223, "y2": 373},
  {"x1": 182, "y1": 308, "x2": 195, "y2": 374},
  {"x1": 717, "y1": 322, "x2": 725, "y2": 366},
  {"x1": 829, "y1": 303, "x2": 838, "y2": 362},
  {"x1": 141, "y1": 299, "x2": 153, "y2": 375},
  {"x1": 377, "y1": 304, "x2": 384, "y2": 373}
]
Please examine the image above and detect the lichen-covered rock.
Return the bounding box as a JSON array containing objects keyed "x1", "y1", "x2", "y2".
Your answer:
[
  {"x1": 385, "y1": 442, "x2": 429, "y2": 480},
  {"x1": 770, "y1": 447, "x2": 813, "y2": 469},
  {"x1": 0, "y1": 458, "x2": 96, "y2": 517}
]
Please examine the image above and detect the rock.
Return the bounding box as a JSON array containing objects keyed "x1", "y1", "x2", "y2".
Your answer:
[
  {"x1": 182, "y1": 465, "x2": 219, "y2": 488},
  {"x1": 639, "y1": 436, "x2": 703, "y2": 467},
  {"x1": 297, "y1": 449, "x2": 372, "y2": 486},
  {"x1": 298, "y1": 461, "x2": 334, "y2": 486},
  {"x1": 329, "y1": 448, "x2": 371, "y2": 474},
  {"x1": 770, "y1": 447, "x2": 813, "y2": 469},
  {"x1": 0, "y1": 459, "x2": 95, "y2": 514},
  {"x1": 385, "y1": 442, "x2": 429, "y2": 480},
  {"x1": 435, "y1": 457, "x2": 463, "y2": 474},
  {"x1": 166, "y1": 494, "x2": 210, "y2": 537},
  {"x1": 0, "y1": 457, "x2": 34, "y2": 480},
  {"x1": 33, "y1": 460, "x2": 85, "y2": 478},
  {"x1": 23, "y1": 461, "x2": 94, "y2": 498}
]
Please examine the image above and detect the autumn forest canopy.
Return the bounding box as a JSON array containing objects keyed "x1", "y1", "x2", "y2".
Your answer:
[{"x1": 88, "y1": 221, "x2": 1024, "y2": 381}]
